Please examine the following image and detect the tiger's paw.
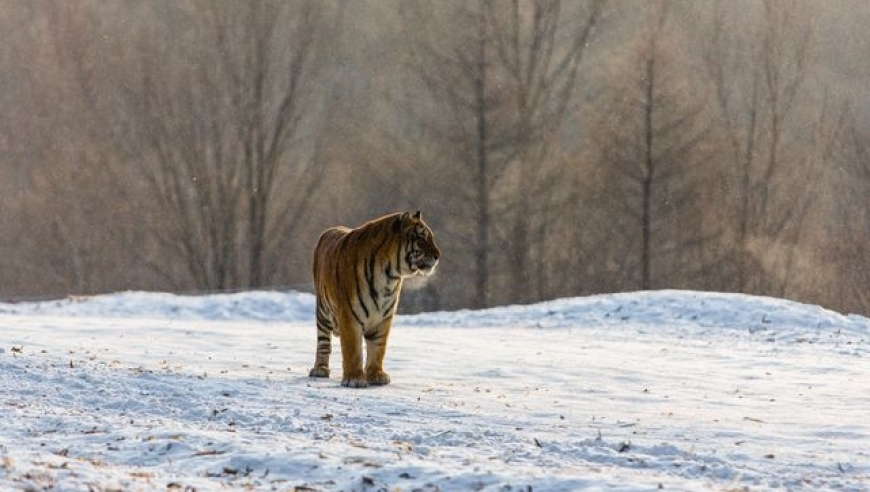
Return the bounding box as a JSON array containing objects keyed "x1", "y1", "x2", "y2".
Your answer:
[
  {"x1": 341, "y1": 369, "x2": 368, "y2": 388},
  {"x1": 309, "y1": 366, "x2": 330, "y2": 378},
  {"x1": 367, "y1": 370, "x2": 391, "y2": 386},
  {"x1": 341, "y1": 376, "x2": 369, "y2": 388}
]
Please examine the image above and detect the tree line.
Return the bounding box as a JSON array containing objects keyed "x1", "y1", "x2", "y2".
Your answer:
[{"x1": 1, "y1": 0, "x2": 869, "y2": 315}]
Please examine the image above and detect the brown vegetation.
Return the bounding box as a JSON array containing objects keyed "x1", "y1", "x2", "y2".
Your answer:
[{"x1": 1, "y1": 0, "x2": 869, "y2": 315}]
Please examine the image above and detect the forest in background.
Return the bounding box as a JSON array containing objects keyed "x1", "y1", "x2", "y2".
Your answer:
[{"x1": 2, "y1": 0, "x2": 870, "y2": 315}]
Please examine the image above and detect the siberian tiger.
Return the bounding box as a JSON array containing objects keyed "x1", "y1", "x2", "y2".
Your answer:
[{"x1": 308, "y1": 211, "x2": 441, "y2": 387}]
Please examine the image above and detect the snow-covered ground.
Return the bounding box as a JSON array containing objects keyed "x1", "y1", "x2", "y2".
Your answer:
[{"x1": 1, "y1": 290, "x2": 868, "y2": 491}]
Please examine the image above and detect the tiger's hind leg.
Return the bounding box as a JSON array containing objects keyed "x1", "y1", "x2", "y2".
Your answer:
[
  {"x1": 309, "y1": 300, "x2": 333, "y2": 378},
  {"x1": 365, "y1": 318, "x2": 393, "y2": 386}
]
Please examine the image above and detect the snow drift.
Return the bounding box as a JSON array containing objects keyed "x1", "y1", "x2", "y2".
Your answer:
[{"x1": 1, "y1": 290, "x2": 867, "y2": 491}]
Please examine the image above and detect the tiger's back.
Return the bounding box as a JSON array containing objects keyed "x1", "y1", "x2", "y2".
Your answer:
[
  {"x1": 308, "y1": 211, "x2": 440, "y2": 388},
  {"x1": 312, "y1": 222, "x2": 400, "y2": 339}
]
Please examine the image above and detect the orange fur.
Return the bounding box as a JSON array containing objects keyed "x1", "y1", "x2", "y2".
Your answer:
[{"x1": 309, "y1": 211, "x2": 440, "y2": 387}]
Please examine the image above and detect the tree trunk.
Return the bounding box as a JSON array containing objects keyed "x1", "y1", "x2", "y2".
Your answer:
[
  {"x1": 641, "y1": 54, "x2": 656, "y2": 291},
  {"x1": 474, "y1": 0, "x2": 490, "y2": 309}
]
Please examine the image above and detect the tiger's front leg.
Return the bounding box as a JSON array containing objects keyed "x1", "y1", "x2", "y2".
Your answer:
[
  {"x1": 364, "y1": 318, "x2": 393, "y2": 385},
  {"x1": 338, "y1": 310, "x2": 368, "y2": 388}
]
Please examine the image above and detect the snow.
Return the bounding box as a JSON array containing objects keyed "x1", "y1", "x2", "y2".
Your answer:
[
  {"x1": 0, "y1": 290, "x2": 315, "y2": 323},
  {"x1": 1, "y1": 290, "x2": 868, "y2": 491}
]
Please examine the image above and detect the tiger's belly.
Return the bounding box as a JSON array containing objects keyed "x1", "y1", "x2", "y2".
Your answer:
[{"x1": 324, "y1": 291, "x2": 399, "y2": 337}]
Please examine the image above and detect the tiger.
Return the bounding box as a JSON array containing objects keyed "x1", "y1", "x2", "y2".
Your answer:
[{"x1": 308, "y1": 211, "x2": 441, "y2": 387}]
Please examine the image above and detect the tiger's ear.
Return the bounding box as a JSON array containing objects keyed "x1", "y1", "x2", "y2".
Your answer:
[
  {"x1": 394, "y1": 211, "x2": 411, "y2": 231},
  {"x1": 413, "y1": 210, "x2": 422, "y2": 220}
]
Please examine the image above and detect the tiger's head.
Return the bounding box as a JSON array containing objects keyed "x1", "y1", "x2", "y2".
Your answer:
[{"x1": 395, "y1": 210, "x2": 440, "y2": 276}]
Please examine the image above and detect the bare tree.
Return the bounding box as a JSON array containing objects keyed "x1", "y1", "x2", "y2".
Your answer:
[
  {"x1": 824, "y1": 110, "x2": 870, "y2": 312},
  {"x1": 118, "y1": 1, "x2": 330, "y2": 291},
  {"x1": 0, "y1": 1, "x2": 158, "y2": 297},
  {"x1": 2, "y1": 0, "x2": 868, "y2": 316},
  {"x1": 491, "y1": 0, "x2": 604, "y2": 303},
  {"x1": 402, "y1": 0, "x2": 509, "y2": 308},
  {"x1": 588, "y1": 1, "x2": 716, "y2": 290},
  {"x1": 706, "y1": 0, "x2": 821, "y2": 296},
  {"x1": 403, "y1": 0, "x2": 603, "y2": 307}
]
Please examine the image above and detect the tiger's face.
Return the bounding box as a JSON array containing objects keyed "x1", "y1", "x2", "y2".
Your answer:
[{"x1": 399, "y1": 211, "x2": 441, "y2": 276}]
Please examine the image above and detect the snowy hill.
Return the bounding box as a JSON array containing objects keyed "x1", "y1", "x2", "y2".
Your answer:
[{"x1": 1, "y1": 290, "x2": 868, "y2": 491}]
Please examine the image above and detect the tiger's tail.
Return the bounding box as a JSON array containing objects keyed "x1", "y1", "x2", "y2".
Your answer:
[{"x1": 309, "y1": 299, "x2": 334, "y2": 378}]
